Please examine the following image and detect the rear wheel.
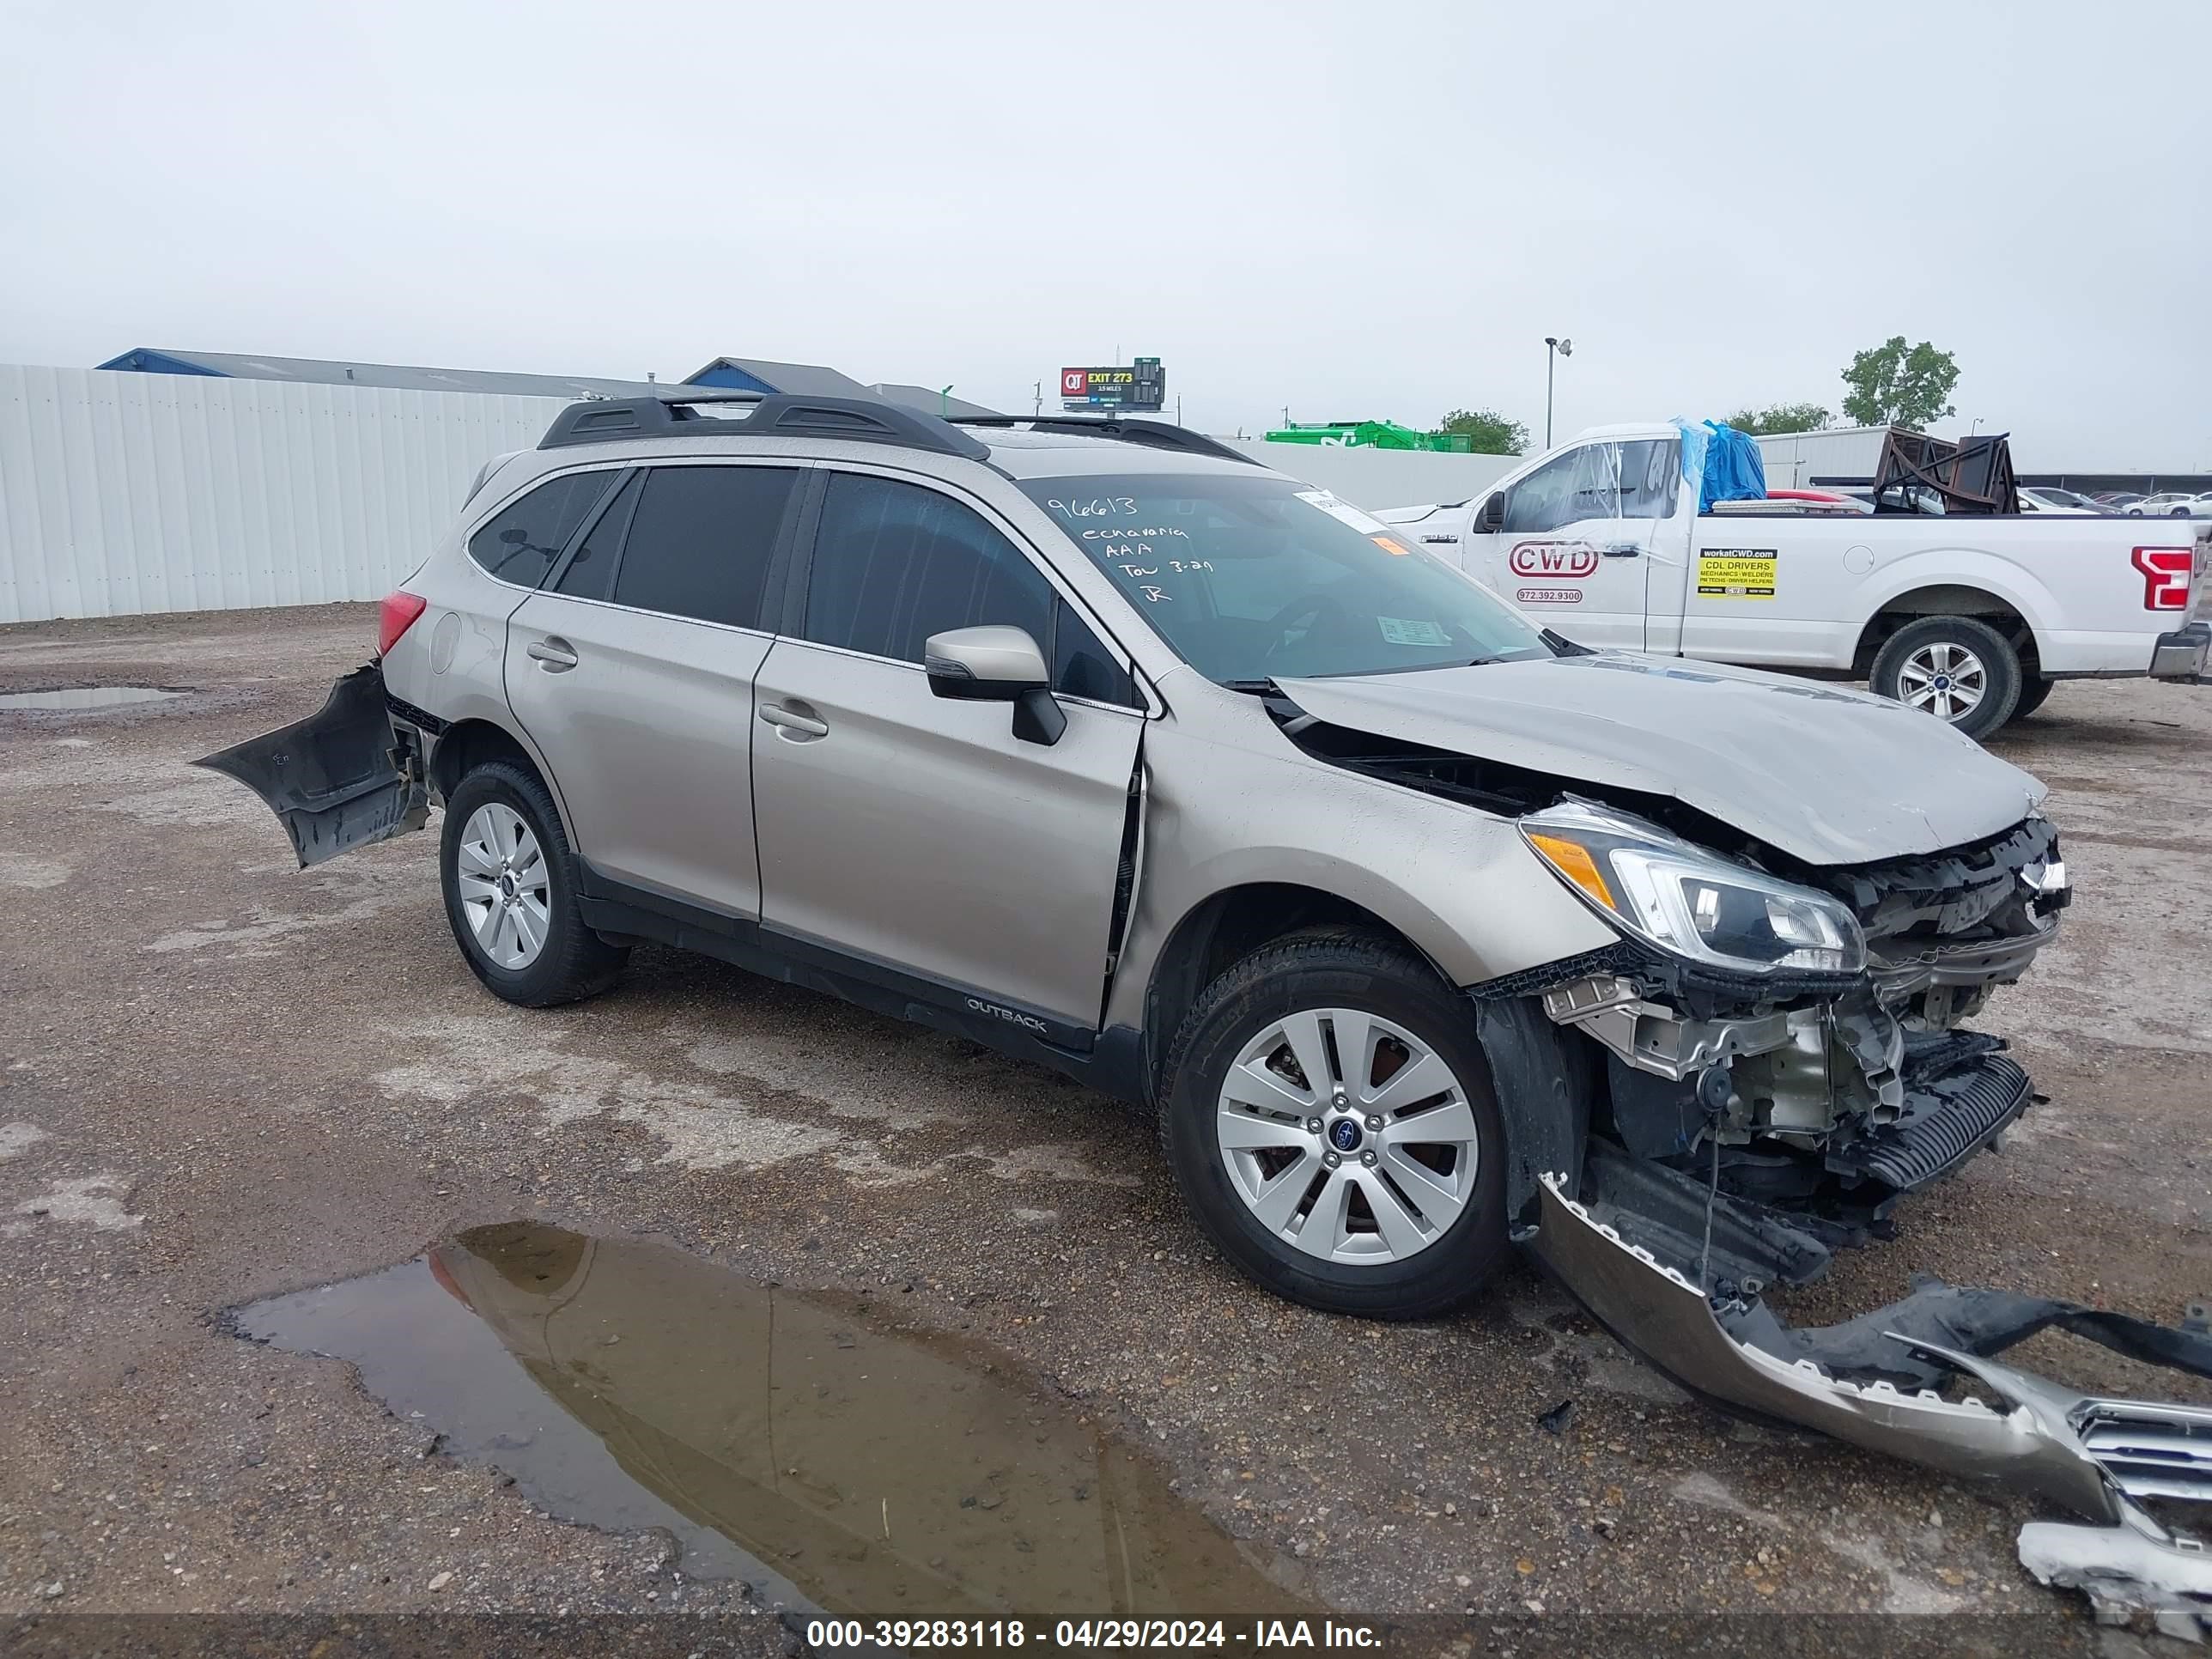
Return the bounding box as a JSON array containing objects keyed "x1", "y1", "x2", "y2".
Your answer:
[
  {"x1": 1158, "y1": 928, "x2": 1509, "y2": 1319},
  {"x1": 1869, "y1": 616, "x2": 2021, "y2": 740},
  {"x1": 441, "y1": 761, "x2": 628, "y2": 1006}
]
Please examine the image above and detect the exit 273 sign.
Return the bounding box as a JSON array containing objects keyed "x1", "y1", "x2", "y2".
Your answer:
[{"x1": 1060, "y1": 361, "x2": 1164, "y2": 410}]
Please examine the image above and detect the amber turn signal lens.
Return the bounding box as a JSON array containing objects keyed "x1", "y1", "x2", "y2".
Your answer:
[{"x1": 1527, "y1": 833, "x2": 1616, "y2": 912}]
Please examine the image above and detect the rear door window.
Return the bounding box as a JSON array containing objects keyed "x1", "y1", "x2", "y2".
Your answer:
[
  {"x1": 608, "y1": 465, "x2": 801, "y2": 628},
  {"x1": 550, "y1": 472, "x2": 641, "y2": 601},
  {"x1": 466, "y1": 470, "x2": 621, "y2": 587}
]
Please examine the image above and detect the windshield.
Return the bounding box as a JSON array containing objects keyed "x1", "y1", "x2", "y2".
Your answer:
[{"x1": 1019, "y1": 472, "x2": 1553, "y2": 684}]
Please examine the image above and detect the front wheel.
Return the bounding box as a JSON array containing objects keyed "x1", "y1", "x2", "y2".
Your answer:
[
  {"x1": 1869, "y1": 616, "x2": 2021, "y2": 740},
  {"x1": 1158, "y1": 928, "x2": 1509, "y2": 1319}
]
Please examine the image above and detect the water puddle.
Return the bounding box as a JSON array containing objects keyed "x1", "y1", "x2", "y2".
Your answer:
[
  {"x1": 232, "y1": 1222, "x2": 1304, "y2": 1619},
  {"x1": 0, "y1": 685, "x2": 184, "y2": 710}
]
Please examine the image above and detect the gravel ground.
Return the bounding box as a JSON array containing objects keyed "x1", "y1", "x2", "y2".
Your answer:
[{"x1": 1, "y1": 603, "x2": 2205, "y2": 1654}]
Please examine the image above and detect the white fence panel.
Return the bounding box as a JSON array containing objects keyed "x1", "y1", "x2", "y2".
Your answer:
[
  {"x1": 0, "y1": 366, "x2": 568, "y2": 623},
  {"x1": 0, "y1": 369, "x2": 1535, "y2": 624}
]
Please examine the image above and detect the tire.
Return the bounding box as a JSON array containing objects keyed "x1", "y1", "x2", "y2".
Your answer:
[
  {"x1": 440, "y1": 760, "x2": 629, "y2": 1006},
  {"x1": 2007, "y1": 676, "x2": 2054, "y2": 724},
  {"x1": 1869, "y1": 616, "x2": 2021, "y2": 740},
  {"x1": 1158, "y1": 927, "x2": 1510, "y2": 1320}
]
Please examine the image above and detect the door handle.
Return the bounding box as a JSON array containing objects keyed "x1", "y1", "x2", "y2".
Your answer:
[
  {"x1": 758, "y1": 702, "x2": 830, "y2": 738},
  {"x1": 526, "y1": 636, "x2": 579, "y2": 671},
  {"x1": 1600, "y1": 544, "x2": 1643, "y2": 558}
]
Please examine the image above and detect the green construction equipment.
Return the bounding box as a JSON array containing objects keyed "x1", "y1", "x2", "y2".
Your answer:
[{"x1": 1263, "y1": 419, "x2": 1474, "y2": 453}]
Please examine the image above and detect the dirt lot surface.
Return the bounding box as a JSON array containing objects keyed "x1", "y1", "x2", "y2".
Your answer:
[{"x1": 2, "y1": 604, "x2": 2206, "y2": 1654}]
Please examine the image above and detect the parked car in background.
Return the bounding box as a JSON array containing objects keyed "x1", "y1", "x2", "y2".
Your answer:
[
  {"x1": 2097, "y1": 491, "x2": 2146, "y2": 509},
  {"x1": 1376, "y1": 422, "x2": 2209, "y2": 738},
  {"x1": 2127, "y1": 491, "x2": 2205, "y2": 516},
  {"x1": 2019, "y1": 487, "x2": 2103, "y2": 514}
]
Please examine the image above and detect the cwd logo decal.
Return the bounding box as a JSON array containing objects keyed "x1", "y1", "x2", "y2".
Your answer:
[{"x1": 1508, "y1": 540, "x2": 1600, "y2": 579}]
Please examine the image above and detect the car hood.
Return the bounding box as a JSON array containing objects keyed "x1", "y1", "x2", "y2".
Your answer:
[{"x1": 1276, "y1": 653, "x2": 2046, "y2": 866}]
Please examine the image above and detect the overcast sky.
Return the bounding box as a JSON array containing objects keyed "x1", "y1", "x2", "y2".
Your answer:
[{"x1": 3, "y1": 1, "x2": 2206, "y2": 467}]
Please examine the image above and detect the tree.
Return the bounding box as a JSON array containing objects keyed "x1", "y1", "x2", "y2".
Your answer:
[
  {"x1": 1840, "y1": 337, "x2": 1960, "y2": 429},
  {"x1": 1725, "y1": 401, "x2": 1832, "y2": 436},
  {"x1": 1437, "y1": 408, "x2": 1528, "y2": 456}
]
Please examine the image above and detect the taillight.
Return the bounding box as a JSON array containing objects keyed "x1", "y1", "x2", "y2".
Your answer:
[
  {"x1": 2132, "y1": 547, "x2": 2193, "y2": 611},
  {"x1": 378, "y1": 590, "x2": 428, "y2": 655}
]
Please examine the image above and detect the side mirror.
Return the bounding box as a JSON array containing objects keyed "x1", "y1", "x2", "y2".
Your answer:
[
  {"x1": 1476, "y1": 491, "x2": 1507, "y2": 532},
  {"x1": 500, "y1": 526, "x2": 531, "y2": 545},
  {"x1": 924, "y1": 625, "x2": 1065, "y2": 745}
]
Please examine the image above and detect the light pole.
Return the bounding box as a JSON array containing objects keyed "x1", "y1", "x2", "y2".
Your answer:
[{"x1": 1543, "y1": 336, "x2": 1573, "y2": 449}]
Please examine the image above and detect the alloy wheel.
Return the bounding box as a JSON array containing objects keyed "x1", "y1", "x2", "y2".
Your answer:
[
  {"x1": 1897, "y1": 641, "x2": 1988, "y2": 722},
  {"x1": 1214, "y1": 1007, "x2": 1479, "y2": 1264},
  {"x1": 455, "y1": 803, "x2": 550, "y2": 969}
]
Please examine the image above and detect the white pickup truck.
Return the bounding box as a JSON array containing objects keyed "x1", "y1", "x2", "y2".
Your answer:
[{"x1": 1375, "y1": 422, "x2": 2209, "y2": 738}]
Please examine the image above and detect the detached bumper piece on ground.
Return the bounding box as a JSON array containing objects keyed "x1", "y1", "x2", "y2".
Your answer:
[{"x1": 1533, "y1": 1175, "x2": 2212, "y2": 1633}]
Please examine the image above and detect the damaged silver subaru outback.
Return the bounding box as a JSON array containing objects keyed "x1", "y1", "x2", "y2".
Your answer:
[{"x1": 207, "y1": 394, "x2": 2211, "y2": 1603}]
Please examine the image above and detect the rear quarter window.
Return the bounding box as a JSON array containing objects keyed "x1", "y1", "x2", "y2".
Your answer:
[
  {"x1": 609, "y1": 465, "x2": 801, "y2": 628},
  {"x1": 466, "y1": 471, "x2": 621, "y2": 587}
]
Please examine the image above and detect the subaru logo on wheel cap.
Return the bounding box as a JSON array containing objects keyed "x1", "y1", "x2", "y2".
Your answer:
[{"x1": 1329, "y1": 1118, "x2": 1364, "y2": 1152}]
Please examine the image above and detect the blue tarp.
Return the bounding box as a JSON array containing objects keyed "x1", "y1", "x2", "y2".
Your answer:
[{"x1": 1696, "y1": 420, "x2": 1766, "y2": 511}]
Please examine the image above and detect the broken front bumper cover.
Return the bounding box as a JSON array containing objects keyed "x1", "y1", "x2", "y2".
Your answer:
[{"x1": 1529, "y1": 1172, "x2": 2212, "y2": 1617}]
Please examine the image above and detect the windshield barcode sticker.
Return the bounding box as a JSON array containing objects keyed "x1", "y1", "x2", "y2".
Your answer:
[{"x1": 1294, "y1": 490, "x2": 1391, "y2": 537}]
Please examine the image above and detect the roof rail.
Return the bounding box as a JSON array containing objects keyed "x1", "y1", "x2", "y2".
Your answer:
[
  {"x1": 538, "y1": 391, "x2": 993, "y2": 461},
  {"x1": 950, "y1": 415, "x2": 1261, "y2": 466}
]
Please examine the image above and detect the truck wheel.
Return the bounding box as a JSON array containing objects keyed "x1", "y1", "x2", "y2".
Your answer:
[
  {"x1": 440, "y1": 761, "x2": 629, "y2": 1006},
  {"x1": 1869, "y1": 617, "x2": 2021, "y2": 739},
  {"x1": 1158, "y1": 927, "x2": 1509, "y2": 1320},
  {"x1": 2007, "y1": 677, "x2": 2054, "y2": 724}
]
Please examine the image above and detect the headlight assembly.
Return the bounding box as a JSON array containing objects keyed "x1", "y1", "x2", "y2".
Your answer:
[{"x1": 1520, "y1": 800, "x2": 1865, "y2": 975}]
